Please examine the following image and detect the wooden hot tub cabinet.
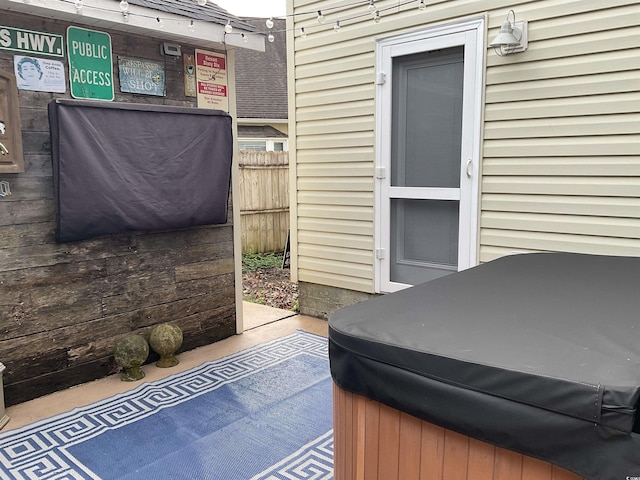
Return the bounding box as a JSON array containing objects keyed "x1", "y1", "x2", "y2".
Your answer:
[
  {"x1": 328, "y1": 254, "x2": 640, "y2": 480},
  {"x1": 333, "y1": 383, "x2": 584, "y2": 480}
]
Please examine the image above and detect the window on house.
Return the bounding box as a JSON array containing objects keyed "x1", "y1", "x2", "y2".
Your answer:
[
  {"x1": 238, "y1": 140, "x2": 267, "y2": 151},
  {"x1": 238, "y1": 138, "x2": 288, "y2": 152}
]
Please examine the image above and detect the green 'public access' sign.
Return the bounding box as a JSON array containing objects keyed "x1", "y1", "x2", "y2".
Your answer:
[{"x1": 67, "y1": 26, "x2": 113, "y2": 101}]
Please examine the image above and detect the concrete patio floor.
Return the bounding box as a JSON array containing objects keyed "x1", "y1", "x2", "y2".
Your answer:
[{"x1": 3, "y1": 303, "x2": 327, "y2": 432}]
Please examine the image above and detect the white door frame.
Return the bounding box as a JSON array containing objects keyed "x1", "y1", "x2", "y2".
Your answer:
[{"x1": 374, "y1": 17, "x2": 485, "y2": 293}]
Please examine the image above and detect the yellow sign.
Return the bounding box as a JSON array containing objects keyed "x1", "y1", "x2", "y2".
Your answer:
[{"x1": 195, "y1": 49, "x2": 228, "y2": 111}]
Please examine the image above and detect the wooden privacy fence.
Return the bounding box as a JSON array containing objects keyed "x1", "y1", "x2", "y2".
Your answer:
[{"x1": 238, "y1": 151, "x2": 290, "y2": 254}]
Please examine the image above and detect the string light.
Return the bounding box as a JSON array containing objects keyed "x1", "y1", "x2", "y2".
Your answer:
[
  {"x1": 293, "y1": 0, "x2": 422, "y2": 38},
  {"x1": 68, "y1": 0, "x2": 430, "y2": 45}
]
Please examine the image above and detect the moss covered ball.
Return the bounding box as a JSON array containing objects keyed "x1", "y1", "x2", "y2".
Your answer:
[
  {"x1": 149, "y1": 323, "x2": 183, "y2": 368},
  {"x1": 114, "y1": 334, "x2": 149, "y2": 381}
]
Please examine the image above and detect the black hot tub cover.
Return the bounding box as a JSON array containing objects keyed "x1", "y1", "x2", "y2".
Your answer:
[{"x1": 329, "y1": 253, "x2": 640, "y2": 480}]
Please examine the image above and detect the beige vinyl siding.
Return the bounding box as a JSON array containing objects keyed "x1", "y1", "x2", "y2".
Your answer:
[
  {"x1": 290, "y1": 0, "x2": 640, "y2": 293},
  {"x1": 291, "y1": 1, "x2": 379, "y2": 292},
  {"x1": 482, "y1": 194, "x2": 640, "y2": 217},
  {"x1": 482, "y1": 157, "x2": 640, "y2": 176},
  {"x1": 482, "y1": 1, "x2": 640, "y2": 260},
  {"x1": 484, "y1": 93, "x2": 640, "y2": 120},
  {"x1": 480, "y1": 231, "x2": 640, "y2": 261}
]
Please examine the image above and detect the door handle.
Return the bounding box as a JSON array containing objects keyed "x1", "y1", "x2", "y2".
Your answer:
[
  {"x1": 466, "y1": 158, "x2": 473, "y2": 178},
  {"x1": 0, "y1": 142, "x2": 8, "y2": 156}
]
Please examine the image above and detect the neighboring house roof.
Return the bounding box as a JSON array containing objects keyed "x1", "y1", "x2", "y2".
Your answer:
[
  {"x1": 238, "y1": 125, "x2": 287, "y2": 138},
  {"x1": 0, "y1": 0, "x2": 263, "y2": 51},
  {"x1": 235, "y1": 17, "x2": 288, "y2": 120},
  {"x1": 128, "y1": 0, "x2": 256, "y2": 31}
]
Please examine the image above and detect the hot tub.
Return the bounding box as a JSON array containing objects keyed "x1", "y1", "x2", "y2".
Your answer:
[{"x1": 329, "y1": 253, "x2": 640, "y2": 480}]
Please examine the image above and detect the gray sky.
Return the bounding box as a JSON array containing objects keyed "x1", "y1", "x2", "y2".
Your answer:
[{"x1": 214, "y1": 0, "x2": 286, "y2": 18}]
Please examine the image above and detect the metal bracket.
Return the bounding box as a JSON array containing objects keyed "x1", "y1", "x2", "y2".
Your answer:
[{"x1": 0, "y1": 181, "x2": 11, "y2": 197}]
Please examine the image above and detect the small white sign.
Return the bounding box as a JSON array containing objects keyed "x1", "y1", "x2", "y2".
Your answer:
[{"x1": 14, "y1": 55, "x2": 66, "y2": 92}]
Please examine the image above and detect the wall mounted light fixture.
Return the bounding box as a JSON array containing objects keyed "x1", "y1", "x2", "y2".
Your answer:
[{"x1": 489, "y1": 9, "x2": 528, "y2": 56}]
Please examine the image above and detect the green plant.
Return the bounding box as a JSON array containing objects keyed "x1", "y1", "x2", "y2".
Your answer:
[
  {"x1": 242, "y1": 252, "x2": 283, "y2": 273},
  {"x1": 290, "y1": 299, "x2": 300, "y2": 313},
  {"x1": 244, "y1": 296, "x2": 267, "y2": 305}
]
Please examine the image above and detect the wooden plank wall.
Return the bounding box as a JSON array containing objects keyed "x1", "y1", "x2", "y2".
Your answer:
[
  {"x1": 238, "y1": 150, "x2": 289, "y2": 253},
  {"x1": 333, "y1": 384, "x2": 585, "y2": 480},
  {"x1": 0, "y1": 11, "x2": 237, "y2": 406}
]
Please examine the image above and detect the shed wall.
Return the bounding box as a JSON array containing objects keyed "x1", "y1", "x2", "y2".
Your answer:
[
  {"x1": 288, "y1": 0, "x2": 640, "y2": 297},
  {"x1": 0, "y1": 11, "x2": 237, "y2": 406}
]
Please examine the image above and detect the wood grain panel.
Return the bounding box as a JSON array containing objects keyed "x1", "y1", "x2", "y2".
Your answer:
[
  {"x1": 344, "y1": 388, "x2": 354, "y2": 480},
  {"x1": 442, "y1": 430, "x2": 469, "y2": 480},
  {"x1": 552, "y1": 465, "x2": 584, "y2": 480},
  {"x1": 335, "y1": 385, "x2": 345, "y2": 479},
  {"x1": 238, "y1": 151, "x2": 289, "y2": 254},
  {"x1": 333, "y1": 384, "x2": 586, "y2": 480},
  {"x1": 354, "y1": 395, "x2": 366, "y2": 480},
  {"x1": 398, "y1": 412, "x2": 422, "y2": 479},
  {"x1": 522, "y1": 456, "x2": 553, "y2": 480},
  {"x1": 468, "y1": 439, "x2": 495, "y2": 480},
  {"x1": 378, "y1": 403, "x2": 400, "y2": 480},
  {"x1": 420, "y1": 422, "x2": 445, "y2": 479},
  {"x1": 0, "y1": 11, "x2": 236, "y2": 406},
  {"x1": 495, "y1": 447, "x2": 523, "y2": 480},
  {"x1": 363, "y1": 397, "x2": 380, "y2": 480}
]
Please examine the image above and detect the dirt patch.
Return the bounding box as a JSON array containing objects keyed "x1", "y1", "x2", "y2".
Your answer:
[{"x1": 242, "y1": 267, "x2": 299, "y2": 312}]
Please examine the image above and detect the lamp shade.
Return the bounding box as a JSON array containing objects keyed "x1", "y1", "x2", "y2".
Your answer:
[{"x1": 489, "y1": 20, "x2": 521, "y2": 47}]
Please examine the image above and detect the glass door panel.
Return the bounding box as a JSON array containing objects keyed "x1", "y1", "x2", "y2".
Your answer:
[
  {"x1": 389, "y1": 47, "x2": 464, "y2": 285},
  {"x1": 390, "y1": 199, "x2": 459, "y2": 285}
]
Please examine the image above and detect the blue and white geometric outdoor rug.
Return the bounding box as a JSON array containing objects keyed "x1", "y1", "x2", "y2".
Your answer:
[{"x1": 0, "y1": 331, "x2": 334, "y2": 479}]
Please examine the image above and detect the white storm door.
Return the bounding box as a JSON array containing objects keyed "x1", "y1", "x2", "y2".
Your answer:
[{"x1": 376, "y1": 20, "x2": 484, "y2": 293}]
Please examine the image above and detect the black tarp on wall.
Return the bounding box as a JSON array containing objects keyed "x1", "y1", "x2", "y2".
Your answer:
[{"x1": 49, "y1": 99, "x2": 233, "y2": 242}]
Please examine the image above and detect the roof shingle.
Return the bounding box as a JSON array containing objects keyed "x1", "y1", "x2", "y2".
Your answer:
[
  {"x1": 128, "y1": 0, "x2": 256, "y2": 31},
  {"x1": 235, "y1": 17, "x2": 288, "y2": 120}
]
